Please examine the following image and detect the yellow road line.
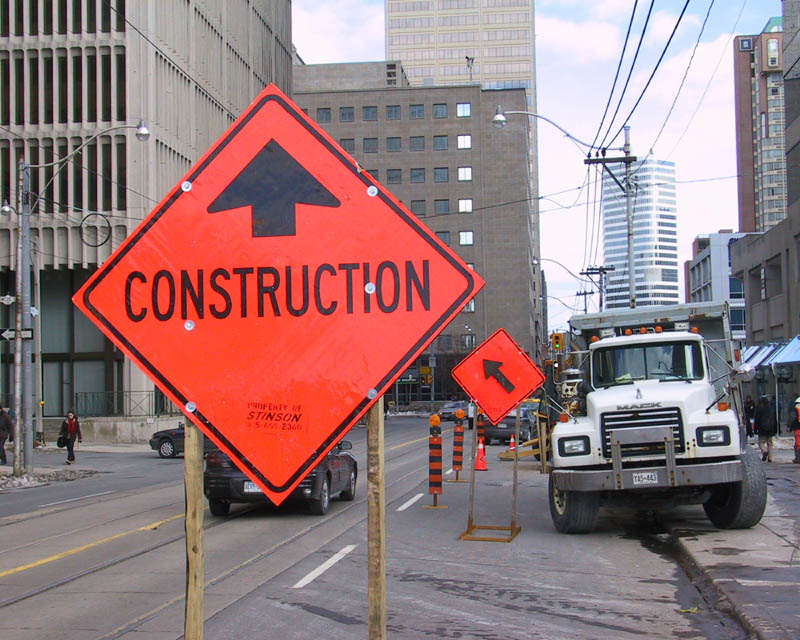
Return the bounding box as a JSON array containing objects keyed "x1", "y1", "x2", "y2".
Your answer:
[
  {"x1": 388, "y1": 427, "x2": 453, "y2": 451},
  {"x1": 0, "y1": 513, "x2": 184, "y2": 578}
]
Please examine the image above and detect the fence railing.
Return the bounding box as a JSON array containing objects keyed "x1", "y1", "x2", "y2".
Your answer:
[{"x1": 74, "y1": 391, "x2": 182, "y2": 418}]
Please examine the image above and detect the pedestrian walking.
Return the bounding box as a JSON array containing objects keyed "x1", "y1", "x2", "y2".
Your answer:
[
  {"x1": 59, "y1": 410, "x2": 82, "y2": 465},
  {"x1": 754, "y1": 396, "x2": 776, "y2": 462},
  {"x1": 467, "y1": 401, "x2": 475, "y2": 430},
  {"x1": 0, "y1": 407, "x2": 11, "y2": 464},
  {"x1": 790, "y1": 397, "x2": 800, "y2": 465},
  {"x1": 744, "y1": 396, "x2": 755, "y2": 438}
]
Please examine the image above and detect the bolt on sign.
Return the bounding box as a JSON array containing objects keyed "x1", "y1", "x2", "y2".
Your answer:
[
  {"x1": 451, "y1": 328, "x2": 544, "y2": 425},
  {"x1": 74, "y1": 84, "x2": 484, "y2": 504}
]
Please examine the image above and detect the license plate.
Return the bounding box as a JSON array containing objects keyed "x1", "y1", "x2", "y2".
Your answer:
[
  {"x1": 243, "y1": 481, "x2": 263, "y2": 494},
  {"x1": 632, "y1": 471, "x2": 659, "y2": 486}
]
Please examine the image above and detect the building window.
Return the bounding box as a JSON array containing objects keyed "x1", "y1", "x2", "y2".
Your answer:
[
  {"x1": 457, "y1": 134, "x2": 472, "y2": 149},
  {"x1": 434, "y1": 167, "x2": 449, "y2": 182},
  {"x1": 363, "y1": 138, "x2": 378, "y2": 153},
  {"x1": 457, "y1": 102, "x2": 471, "y2": 117},
  {"x1": 363, "y1": 105, "x2": 378, "y2": 121},
  {"x1": 459, "y1": 230, "x2": 474, "y2": 245},
  {"x1": 317, "y1": 108, "x2": 331, "y2": 123},
  {"x1": 434, "y1": 199, "x2": 449, "y2": 214},
  {"x1": 339, "y1": 138, "x2": 355, "y2": 154},
  {"x1": 387, "y1": 105, "x2": 401, "y2": 120},
  {"x1": 367, "y1": 169, "x2": 379, "y2": 180},
  {"x1": 463, "y1": 299, "x2": 475, "y2": 313},
  {"x1": 410, "y1": 168, "x2": 425, "y2": 183},
  {"x1": 463, "y1": 334, "x2": 477, "y2": 348},
  {"x1": 433, "y1": 103, "x2": 448, "y2": 118},
  {"x1": 410, "y1": 136, "x2": 425, "y2": 151},
  {"x1": 436, "y1": 231, "x2": 450, "y2": 245},
  {"x1": 387, "y1": 169, "x2": 402, "y2": 184},
  {"x1": 410, "y1": 104, "x2": 424, "y2": 119},
  {"x1": 433, "y1": 135, "x2": 448, "y2": 150},
  {"x1": 730, "y1": 308, "x2": 746, "y2": 332},
  {"x1": 458, "y1": 198, "x2": 473, "y2": 213},
  {"x1": 729, "y1": 276, "x2": 744, "y2": 299},
  {"x1": 340, "y1": 106, "x2": 354, "y2": 122},
  {"x1": 410, "y1": 200, "x2": 426, "y2": 216},
  {"x1": 457, "y1": 166, "x2": 473, "y2": 182},
  {"x1": 386, "y1": 137, "x2": 401, "y2": 152}
]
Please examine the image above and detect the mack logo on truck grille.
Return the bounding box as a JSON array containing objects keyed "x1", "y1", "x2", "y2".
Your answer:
[
  {"x1": 601, "y1": 406, "x2": 684, "y2": 459},
  {"x1": 616, "y1": 402, "x2": 662, "y2": 410}
]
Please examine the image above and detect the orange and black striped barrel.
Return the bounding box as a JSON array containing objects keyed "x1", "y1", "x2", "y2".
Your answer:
[
  {"x1": 476, "y1": 412, "x2": 486, "y2": 442},
  {"x1": 429, "y1": 435, "x2": 443, "y2": 495},
  {"x1": 452, "y1": 424, "x2": 464, "y2": 471}
]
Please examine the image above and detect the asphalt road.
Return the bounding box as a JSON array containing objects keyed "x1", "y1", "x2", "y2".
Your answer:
[{"x1": 0, "y1": 416, "x2": 750, "y2": 639}]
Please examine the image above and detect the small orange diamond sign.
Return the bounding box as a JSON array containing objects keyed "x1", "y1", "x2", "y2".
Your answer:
[
  {"x1": 74, "y1": 85, "x2": 483, "y2": 504},
  {"x1": 452, "y1": 328, "x2": 544, "y2": 425}
]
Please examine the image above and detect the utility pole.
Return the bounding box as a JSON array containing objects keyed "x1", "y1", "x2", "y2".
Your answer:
[
  {"x1": 575, "y1": 290, "x2": 592, "y2": 314},
  {"x1": 580, "y1": 265, "x2": 615, "y2": 312},
  {"x1": 585, "y1": 126, "x2": 637, "y2": 308}
]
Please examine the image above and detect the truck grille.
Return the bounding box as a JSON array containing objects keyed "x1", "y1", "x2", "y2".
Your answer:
[{"x1": 600, "y1": 407, "x2": 685, "y2": 459}]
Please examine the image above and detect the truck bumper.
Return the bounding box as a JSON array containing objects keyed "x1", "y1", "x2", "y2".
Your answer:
[{"x1": 552, "y1": 458, "x2": 743, "y2": 492}]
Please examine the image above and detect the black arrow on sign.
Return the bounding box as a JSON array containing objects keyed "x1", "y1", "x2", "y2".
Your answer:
[
  {"x1": 207, "y1": 139, "x2": 341, "y2": 237},
  {"x1": 483, "y1": 359, "x2": 515, "y2": 393}
]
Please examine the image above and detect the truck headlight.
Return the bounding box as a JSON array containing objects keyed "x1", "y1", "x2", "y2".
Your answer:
[
  {"x1": 696, "y1": 426, "x2": 730, "y2": 447},
  {"x1": 558, "y1": 436, "x2": 590, "y2": 456}
]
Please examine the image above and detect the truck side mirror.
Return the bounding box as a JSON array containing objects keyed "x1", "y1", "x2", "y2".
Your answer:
[{"x1": 578, "y1": 380, "x2": 593, "y2": 395}]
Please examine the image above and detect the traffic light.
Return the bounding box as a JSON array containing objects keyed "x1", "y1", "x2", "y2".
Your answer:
[{"x1": 551, "y1": 332, "x2": 564, "y2": 351}]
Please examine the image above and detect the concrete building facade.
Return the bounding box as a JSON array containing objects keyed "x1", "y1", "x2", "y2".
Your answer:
[
  {"x1": 733, "y1": 18, "x2": 786, "y2": 233},
  {"x1": 0, "y1": 0, "x2": 292, "y2": 416},
  {"x1": 384, "y1": 0, "x2": 543, "y2": 352},
  {"x1": 685, "y1": 231, "x2": 747, "y2": 341},
  {"x1": 294, "y1": 62, "x2": 536, "y2": 400},
  {"x1": 602, "y1": 157, "x2": 680, "y2": 309}
]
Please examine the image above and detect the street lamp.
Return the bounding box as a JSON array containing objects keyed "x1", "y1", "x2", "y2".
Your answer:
[
  {"x1": 492, "y1": 106, "x2": 597, "y2": 150},
  {"x1": 5, "y1": 119, "x2": 150, "y2": 476}
]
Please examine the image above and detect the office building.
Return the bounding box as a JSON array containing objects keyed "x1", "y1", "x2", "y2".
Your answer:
[
  {"x1": 294, "y1": 62, "x2": 537, "y2": 401},
  {"x1": 0, "y1": 0, "x2": 292, "y2": 416},
  {"x1": 602, "y1": 157, "x2": 679, "y2": 309},
  {"x1": 384, "y1": 0, "x2": 543, "y2": 350},
  {"x1": 734, "y1": 18, "x2": 786, "y2": 233},
  {"x1": 685, "y1": 231, "x2": 747, "y2": 340}
]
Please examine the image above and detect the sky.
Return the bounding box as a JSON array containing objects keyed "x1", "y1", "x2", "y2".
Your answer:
[{"x1": 292, "y1": 0, "x2": 784, "y2": 331}]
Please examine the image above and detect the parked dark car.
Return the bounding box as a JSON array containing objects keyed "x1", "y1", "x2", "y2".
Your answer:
[
  {"x1": 484, "y1": 408, "x2": 533, "y2": 445},
  {"x1": 203, "y1": 440, "x2": 357, "y2": 516},
  {"x1": 437, "y1": 401, "x2": 468, "y2": 422},
  {"x1": 149, "y1": 424, "x2": 218, "y2": 458}
]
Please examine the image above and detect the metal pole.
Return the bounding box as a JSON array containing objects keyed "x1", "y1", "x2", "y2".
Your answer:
[
  {"x1": 624, "y1": 127, "x2": 635, "y2": 309},
  {"x1": 12, "y1": 163, "x2": 23, "y2": 477},
  {"x1": 21, "y1": 164, "x2": 33, "y2": 474},
  {"x1": 32, "y1": 237, "x2": 43, "y2": 445}
]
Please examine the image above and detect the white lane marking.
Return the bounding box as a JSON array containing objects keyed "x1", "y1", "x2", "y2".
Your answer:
[
  {"x1": 396, "y1": 493, "x2": 424, "y2": 512},
  {"x1": 445, "y1": 468, "x2": 453, "y2": 475},
  {"x1": 292, "y1": 544, "x2": 357, "y2": 589},
  {"x1": 39, "y1": 490, "x2": 115, "y2": 508}
]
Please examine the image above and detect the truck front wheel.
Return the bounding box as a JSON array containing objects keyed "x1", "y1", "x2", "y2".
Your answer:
[
  {"x1": 703, "y1": 447, "x2": 767, "y2": 529},
  {"x1": 548, "y1": 474, "x2": 600, "y2": 534}
]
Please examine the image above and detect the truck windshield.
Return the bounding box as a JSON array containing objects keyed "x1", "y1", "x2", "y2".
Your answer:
[{"x1": 592, "y1": 341, "x2": 704, "y2": 388}]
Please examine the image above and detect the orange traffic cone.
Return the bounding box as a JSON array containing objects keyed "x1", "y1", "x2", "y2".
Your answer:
[
  {"x1": 475, "y1": 437, "x2": 488, "y2": 471},
  {"x1": 509, "y1": 434, "x2": 515, "y2": 451}
]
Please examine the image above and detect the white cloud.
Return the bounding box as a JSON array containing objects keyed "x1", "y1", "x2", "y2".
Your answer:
[
  {"x1": 536, "y1": 16, "x2": 622, "y2": 64},
  {"x1": 293, "y1": 1, "x2": 385, "y2": 64}
]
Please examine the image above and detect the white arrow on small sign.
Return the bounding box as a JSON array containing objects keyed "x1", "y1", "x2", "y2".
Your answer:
[{"x1": 1, "y1": 328, "x2": 32, "y2": 340}]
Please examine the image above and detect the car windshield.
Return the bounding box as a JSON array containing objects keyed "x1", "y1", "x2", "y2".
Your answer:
[{"x1": 592, "y1": 340, "x2": 704, "y2": 388}]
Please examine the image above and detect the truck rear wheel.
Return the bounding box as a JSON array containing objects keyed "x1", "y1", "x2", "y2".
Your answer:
[
  {"x1": 703, "y1": 447, "x2": 767, "y2": 529},
  {"x1": 548, "y1": 474, "x2": 600, "y2": 534}
]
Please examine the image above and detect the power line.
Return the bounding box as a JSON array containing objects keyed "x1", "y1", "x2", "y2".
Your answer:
[
  {"x1": 606, "y1": 0, "x2": 692, "y2": 147},
  {"x1": 590, "y1": 0, "x2": 640, "y2": 151},
  {"x1": 597, "y1": 0, "x2": 656, "y2": 151}
]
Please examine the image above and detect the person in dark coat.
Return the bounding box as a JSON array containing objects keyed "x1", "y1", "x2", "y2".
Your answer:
[
  {"x1": 0, "y1": 407, "x2": 11, "y2": 464},
  {"x1": 753, "y1": 396, "x2": 776, "y2": 462},
  {"x1": 59, "y1": 410, "x2": 82, "y2": 464},
  {"x1": 744, "y1": 396, "x2": 755, "y2": 438}
]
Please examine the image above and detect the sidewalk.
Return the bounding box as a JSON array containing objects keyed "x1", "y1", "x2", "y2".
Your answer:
[{"x1": 667, "y1": 436, "x2": 800, "y2": 640}]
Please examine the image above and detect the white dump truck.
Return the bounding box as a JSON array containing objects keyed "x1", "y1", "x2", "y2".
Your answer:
[{"x1": 548, "y1": 301, "x2": 766, "y2": 534}]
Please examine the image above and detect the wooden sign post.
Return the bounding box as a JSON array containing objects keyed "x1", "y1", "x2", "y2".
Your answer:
[
  {"x1": 184, "y1": 419, "x2": 204, "y2": 639},
  {"x1": 367, "y1": 397, "x2": 386, "y2": 639}
]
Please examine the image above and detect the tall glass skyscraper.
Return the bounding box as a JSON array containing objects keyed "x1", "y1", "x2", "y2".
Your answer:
[{"x1": 602, "y1": 158, "x2": 680, "y2": 309}]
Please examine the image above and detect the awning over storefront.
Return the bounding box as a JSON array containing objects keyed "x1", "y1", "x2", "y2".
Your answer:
[
  {"x1": 763, "y1": 335, "x2": 800, "y2": 366},
  {"x1": 743, "y1": 343, "x2": 784, "y2": 368}
]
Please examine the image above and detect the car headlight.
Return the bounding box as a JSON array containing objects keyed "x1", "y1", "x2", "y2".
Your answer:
[
  {"x1": 696, "y1": 426, "x2": 730, "y2": 447},
  {"x1": 558, "y1": 436, "x2": 590, "y2": 457}
]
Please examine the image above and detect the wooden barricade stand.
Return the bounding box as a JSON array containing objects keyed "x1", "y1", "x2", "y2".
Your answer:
[{"x1": 459, "y1": 406, "x2": 521, "y2": 542}]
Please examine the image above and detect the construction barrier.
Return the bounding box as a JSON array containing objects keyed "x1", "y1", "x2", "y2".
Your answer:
[
  {"x1": 475, "y1": 436, "x2": 487, "y2": 471},
  {"x1": 448, "y1": 410, "x2": 466, "y2": 483},
  {"x1": 424, "y1": 414, "x2": 446, "y2": 508}
]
